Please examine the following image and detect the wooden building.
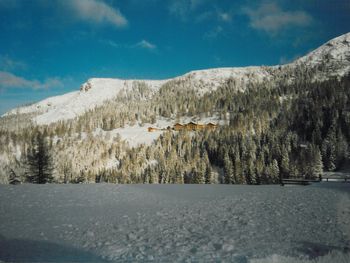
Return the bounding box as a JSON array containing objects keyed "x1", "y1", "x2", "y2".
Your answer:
[
  {"x1": 185, "y1": 122, "x2": 198, "y2": 131},
  {"x1": 173, "y1": 122, "x2": 218, "y2": 131},
  {"x1": 174, "y1": 123, "x2": 184, "y2": 131},
  {"x1": 148, "y1": 127, "x2": 158, "y2": 132},
  {"x1": 206, "y1": 123, "x2": 217, "y2": 130}
]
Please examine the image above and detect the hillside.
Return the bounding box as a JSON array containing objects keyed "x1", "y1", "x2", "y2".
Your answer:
[
  {"x1": 3, "y1": 33, "x2": 350, "y2": 125},
  {"x1": 0, "y1": 33, "x2": 350, "y2": 184}
]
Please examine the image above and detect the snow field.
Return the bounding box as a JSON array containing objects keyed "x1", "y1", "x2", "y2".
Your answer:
[
  {"x1": 251, "y1": 251, "x2": 350, "y2": 263},
  {"x1": 0, "y1": 183, "x2": 349, "y2": 262},
  {"x1": 74, "y1": 116, "x2": 222, "y2": 149}
]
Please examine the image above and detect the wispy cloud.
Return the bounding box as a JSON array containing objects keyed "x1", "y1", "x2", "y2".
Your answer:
[
  {"x1": 168, "y1": 0, "x2": 208, "y2": 21},
  {"x1": 218, "y1": 12, "x2": 232, "y2": 22},
  {"x1": 100, "y1": 39, "x2": 121, "y2": 48},
  {"x1": 195, "y1": 11, "x2": 213, "y2": 23},
  {"x1": 134, "y1": 40, "x2": 157, "y2": 50},
  {"x1": 243, "y1": 2, "x2": 313, "y2": 36},
  {"x1": 0, "y1": 71, "x2": 63, "y2": 91},
  {"x1": 64, "y1": 0, "x2": 128, "y2": 28},
  {"x1": 0, "y1": 55, "x2": 27, "y2": 71},
  {"x1": 204, "y1": 26, "x2": 223, "y2": 39},
  {"x1": 101, "y1": 39, "x2": 157, "y2": 51},
  {"x1": 0, "y1": 0, "x2": 20, "y2": 9},
  {"x1": 169, "y1": 1, "x2": 234, "y2": 25}
]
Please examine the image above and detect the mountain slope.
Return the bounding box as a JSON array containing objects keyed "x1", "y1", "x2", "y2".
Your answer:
[
  {"x1": 3, "y1": 32, "x2": 350, "y2": 125},
  {"x1": 1, "y1": 33, "x2": 350, "y2": 184}
]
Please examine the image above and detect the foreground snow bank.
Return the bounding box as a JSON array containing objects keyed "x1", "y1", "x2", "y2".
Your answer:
[
  {"x1": 0, "y1": 183, "x2": 349, "y2": 262},
  {"x1": 252, "y1": 251, "x2": 350, "y2": 263}
]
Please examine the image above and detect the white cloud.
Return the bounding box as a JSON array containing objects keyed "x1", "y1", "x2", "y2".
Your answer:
[
  {"x1": 1, "y1": 0, "x2": 128, "y2": 28},
  {"x1": 134, "y1": 40, "x2": 157, "y2": 50},
  {"x1": 0, "y1": 71, "x2": 63, "y2": 90},
  {"x1": 67, "y1": 0, "x2": 128, "y2": 28},
  {"x1": 243, "y1": 2, "x2": 313, "y2": 35}
]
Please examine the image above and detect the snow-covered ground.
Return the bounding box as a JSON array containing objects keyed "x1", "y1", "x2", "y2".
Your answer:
[
  {"x1": 81, "y1": 116, "x2": 223, "y2": 148},
  {"x1": 0, "y1": 183, "x2": 349, "y2": 262}
]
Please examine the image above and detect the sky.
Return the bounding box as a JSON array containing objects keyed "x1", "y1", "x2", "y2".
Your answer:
[{"x1": 0, "y1": 0, "x2": 350, "y2": 115}]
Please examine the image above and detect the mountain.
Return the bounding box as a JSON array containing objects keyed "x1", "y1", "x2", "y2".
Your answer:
[
  {"x1": 3, "y1": 33, "x2": 350, "y2": 125},
  {"x1": 1, "y1": 32, "x2": 350, "y2": 184}
]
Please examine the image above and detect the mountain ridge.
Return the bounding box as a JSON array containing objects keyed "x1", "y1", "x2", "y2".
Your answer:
[{"x1": 2, "y1": 32, "x2": 350, "y2": 125}]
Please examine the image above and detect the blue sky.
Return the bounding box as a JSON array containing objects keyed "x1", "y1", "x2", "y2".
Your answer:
[{"x1": 1, "y1": 0, "x2": 350, "y2": 115}]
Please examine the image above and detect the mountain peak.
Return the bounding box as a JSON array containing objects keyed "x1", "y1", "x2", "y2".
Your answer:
[
  {"x1": 295, "y1": 32, "x2": 350, "y2": 65},
  {"x1": 327, "y1": 32, "x2": 350, "y2": 45}
]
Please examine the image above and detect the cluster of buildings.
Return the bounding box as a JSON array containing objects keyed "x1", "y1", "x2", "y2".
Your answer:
[{"x1": 148, "y1": 122, "x2": 218, "y2": 132}]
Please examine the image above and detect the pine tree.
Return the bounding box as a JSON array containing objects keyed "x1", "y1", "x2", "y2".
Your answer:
[
  {"x1": 256, "y1": 153, "x2": 265, "y2": 183},
  {"x1": 245, "y1": 160, "x2": 256, "y2": 184},
  {"x1": 322, "y1": 125, "x2": 337, "y2": 171},
  {"x1": 190, "y1": 167, "x2": 204, "y2": 184},
  {"x1": 234, "y1": 152, "x2": 243, "y2": 184},
  {"x1": 335, "y1": 129, "x2": 348, "y2": 167},
  {"x1": 280, "y1": 147, "x2": 290, "y2": 178},
  {"x1": 223, "y1": 152, "x2": 234, "y2": 184},
  {"x1": 174, "y1": 163, "x2": 184, "y2": 184},
  {"x1": 270, "y1": 159, "x2": 280, "y2": 183},
  {"x1": 204, "y1": 164, "x2": 212, "y2": 184},
  {"x1": 9, "y1": 169, "x2": 21, "y2": 185},
  {"x1": 322, "y1": 139, "x2": 336, "y2": 171},
  {"x1": 26, "y1": 131, "x2": 54, "y2": 184},
  {"x1": 311, "y1": 146, "x2": 323, "y2": 179},
  {"x1": 203, "y1": 152, "x2": 212, "y2": 184}
]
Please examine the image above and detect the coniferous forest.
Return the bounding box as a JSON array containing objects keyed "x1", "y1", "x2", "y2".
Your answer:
[{"x1": 1, "y1": 71, "x2": 350, "y2": 184}]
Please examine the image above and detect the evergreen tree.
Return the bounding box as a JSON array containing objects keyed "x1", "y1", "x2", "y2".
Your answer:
[
  {"x1": 26, "y1": 131, "x2": 54, "y2": 184},
  {"x1": 280, "y1": 147, "x2": 290, "y2": 178},
  {"x1": 245, "y1": 160, "x2": 256, "y2": 184},
  {"x1": 322, "y1": 139, "x2": 336, "y2": 171},
  {"x1": 223, "y1": 152, "x2": 234, "y2": 184},
  {"x1": 193, "y1": 164, "x2": 205, "y2": 184},
  {"x1": 311, "y1": 146, "x2": 323, "y2": 179},
  {"x1": 9, "y1": 169, "x2": 21, "y2": 185},
  {"x1": 335, "y1": 129, "x2": 348, "y2": 167},
  {"x1": 256, "y1": 153, "x2": 265, "y2": 183},
  {"x1": 205, "y1": 164, "x2": 212, "y2": 184},
  {"x1": 234, "y1": 152, "x2": 243, "y2": 184},
  {"x1": 270, "y1": 159, "x2": 280, "y2": 183},
  {"x1": 322, "y1": 124, "x2": 337, "y2": 171},
  {"x1": 174, "y1": 164, "x2": 184, "y2": 184}
]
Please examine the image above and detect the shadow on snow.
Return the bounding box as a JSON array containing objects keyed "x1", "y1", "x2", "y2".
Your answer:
[{"x1": 0, "y1": 235, "x2": 107, "y2": 262}]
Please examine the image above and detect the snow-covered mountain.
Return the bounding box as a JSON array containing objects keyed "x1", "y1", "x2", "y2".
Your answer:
[
  {"x1": 295, "y1": 33, "x2": 350, "y2": 69},
  {"x1": 1, "y1": 32, "x2": 350, "y2": 185},
  {"x1": 3, "y1": 32, "x2": 350, "y2": 125},
  {"x1": 2, "y1": 78, "x2": 168, "y2": 125}
]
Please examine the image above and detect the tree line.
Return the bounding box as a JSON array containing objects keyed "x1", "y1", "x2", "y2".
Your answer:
[{"x1": 1, "y1": 69, "x2": 350, "y2": 184}]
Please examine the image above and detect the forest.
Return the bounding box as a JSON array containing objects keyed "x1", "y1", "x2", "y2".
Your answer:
[{"x1": 0, "y1": 70, "x2": 349, "y2": 184}]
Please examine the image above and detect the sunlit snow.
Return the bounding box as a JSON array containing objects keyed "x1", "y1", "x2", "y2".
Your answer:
[{"x1": 0, "y1": 183, "x2": 349, "y2": 262}]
